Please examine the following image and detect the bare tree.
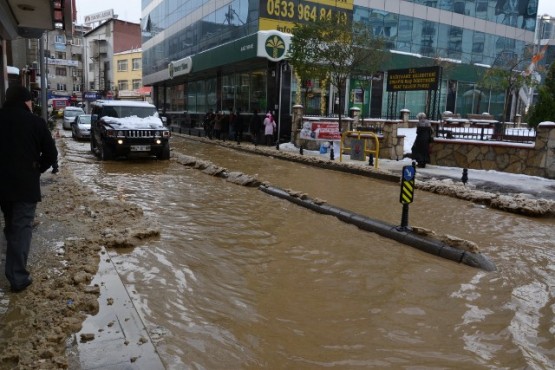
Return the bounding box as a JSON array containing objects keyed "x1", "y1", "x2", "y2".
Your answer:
[
  {"x1": 478, "y1": 51, "x2": 538, "y2": 122},
  {"x1": 289, "y1": 15, "x2": 388, "y2": 127}
]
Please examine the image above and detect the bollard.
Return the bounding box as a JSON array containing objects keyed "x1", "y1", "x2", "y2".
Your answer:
[
  {"x1": 368, "y1": 153, "x2": 374, "y2": 166},
  {"x1": 276, "y1": 139, "x2": 280, "y2": 150},
  {"x1": 398, "y1": 162, "x2": 417, "y2": 231},
  {"x1": 462, "y1": 168, "x2": 468, "y2": 185},
  {"x1": 300, "y1": 146, "x2": 304, "y2": 155},
  {"x1": 329, "y1": 141, "x2": 334, "y2": 160}
]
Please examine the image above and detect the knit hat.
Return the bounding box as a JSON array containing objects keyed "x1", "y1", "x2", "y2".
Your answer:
[{"x1": 5, "y1": 85, "x2": 33, "y2": 103}]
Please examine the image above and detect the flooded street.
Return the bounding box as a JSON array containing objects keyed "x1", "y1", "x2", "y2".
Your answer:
[{"x1": 62, "y1": 134, "x2": 555, "y2": 369}]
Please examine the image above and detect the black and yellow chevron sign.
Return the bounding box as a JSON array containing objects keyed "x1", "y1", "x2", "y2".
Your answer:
[{"x1": 399, "y1": 165, "x2": 415, "y2": 204}]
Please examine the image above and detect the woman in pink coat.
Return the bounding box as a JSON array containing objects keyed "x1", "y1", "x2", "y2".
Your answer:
[{"x1": 263, "y1": 113, "x2": 276, "y2": 146}]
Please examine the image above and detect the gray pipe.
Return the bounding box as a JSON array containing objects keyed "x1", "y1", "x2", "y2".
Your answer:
[{"x1": 260, "y1": 185, "x2": 496, "y2": 272}]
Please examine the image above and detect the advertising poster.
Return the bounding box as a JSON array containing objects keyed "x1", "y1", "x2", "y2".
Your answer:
[{"x1": 300, "y1": 121, "x2": 341, "y2": 141}]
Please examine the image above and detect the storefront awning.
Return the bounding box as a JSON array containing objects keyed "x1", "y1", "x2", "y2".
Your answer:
[
  {"x1": 168, "y1": 30, "x2": 292, "y2": 79},
  {"x1": 137, "y1": 86, "x2": 152, "y2": 95}
]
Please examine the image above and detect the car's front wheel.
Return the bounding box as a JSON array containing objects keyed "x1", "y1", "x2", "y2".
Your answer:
[
  {"x1": 157, "y1": 142, "x2": 170, "y2": 160},
  {"x1": 90, "y1": 135, "x2": 97, "y2": 154},
  {"x1": 100, "y1": 139, "x2": 114, "y2": 161}
]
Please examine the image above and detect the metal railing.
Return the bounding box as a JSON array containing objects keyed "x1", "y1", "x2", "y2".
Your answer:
[{"x1": 432, "y1": 122, "x2": 536, "y2": 143}]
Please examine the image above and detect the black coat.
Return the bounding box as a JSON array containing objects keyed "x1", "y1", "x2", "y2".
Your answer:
[
  {"x1": 0, "y1": 101, "x2": 58, "y2": 202},
  {"x1": 411, "y1": 125, "x2": 433, "y2": 164}
]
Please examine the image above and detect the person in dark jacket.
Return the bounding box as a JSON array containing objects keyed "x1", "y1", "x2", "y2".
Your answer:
[
  {"x1": 0, "y1": 85, "x2": 58, "y2": 293},
  {"x1": 234, "y1": 108, "x2": 244, "y2": 144},
  {"x1": 249, "y1": 109, "x2": 263, "y2": 145},
  {"x1": 411, "y1": 112, "x2": 434, "y2": 168}
]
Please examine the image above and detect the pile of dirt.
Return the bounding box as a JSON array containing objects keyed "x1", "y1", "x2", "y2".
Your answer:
[{"x1": 0, "y1": 142, "x2": 159, "y2": 369}]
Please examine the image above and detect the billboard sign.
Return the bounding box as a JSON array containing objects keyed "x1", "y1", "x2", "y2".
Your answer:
[
  {"x1": 386, "y1": 66, "x2": 441, "y2": 92},
  {"x1": 84, "y1": 9, "x2": 114, "y2": 25},
  {"x1": 300, "y1": 121, "x2": 341, "y2": 141},
  {"x1": 259, "y1": 0, "x2": 354, "y2": 33}
]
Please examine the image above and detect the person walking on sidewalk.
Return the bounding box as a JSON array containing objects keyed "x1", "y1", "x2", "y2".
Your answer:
[
  {"x1": 234, "y1": 108, "x2": 244, "y2": 144},
  {"x1": 263, "y1": 112, "x2": 276, "y2": 146},
  {"x1": 249, "y1": 109, "x2": 263, "y2": 145},
  {"x1": 411, "y1": 112, "x2": 434, "y2": 168},
  {"x1": 0, "y1": 85, "x2": 58, "y2": 293}
]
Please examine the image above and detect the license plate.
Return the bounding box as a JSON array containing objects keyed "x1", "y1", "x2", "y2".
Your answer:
[{"x1": 130, "y1": 145, "x2": 150, "y2": 152}]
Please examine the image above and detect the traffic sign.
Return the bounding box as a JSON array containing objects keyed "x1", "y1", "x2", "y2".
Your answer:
[{"x1": 400, "y1": 165, "x2": 416, "y2": 204}]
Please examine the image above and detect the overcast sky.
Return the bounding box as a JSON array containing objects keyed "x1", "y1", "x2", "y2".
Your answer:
[
  {"x1": 74, "y1": 0, "x2": 555, "y2": 26},
  {"x1": 75, "y1": 0, "x2": 142, "y2": 24}
]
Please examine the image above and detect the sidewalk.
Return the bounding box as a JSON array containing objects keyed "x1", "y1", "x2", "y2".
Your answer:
[
  {"x1": 177, "y1": 133, "x2": 555, "y2": 216},
  {"x1": 278, "y1": 142, "x2": 555, "y2": 201},
  {"x1": 184, "y1": 132, "x2": 555, "y2": 202}
]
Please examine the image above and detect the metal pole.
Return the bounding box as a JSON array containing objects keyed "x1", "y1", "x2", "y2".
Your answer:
[
  {"x1": 39, "y1": 33, "x2": 48, "y2": 121},
  {"x1": 400, "y1": 204, "x2": 409, "y2": 229},
  {"x1": 277, "y1": 61, "x2": 283, "y2": 150}
]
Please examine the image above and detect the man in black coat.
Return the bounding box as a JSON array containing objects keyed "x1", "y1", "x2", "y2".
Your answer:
[
  {"x1": 0, "y1": 85, "x2": 58, "y2": 292},
  {"x1": 234, "y1": 108, "x2": 244, "y2": 144}
]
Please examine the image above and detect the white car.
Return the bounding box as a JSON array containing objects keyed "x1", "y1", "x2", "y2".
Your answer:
[
  {"x1": 71, "y1": 114, "x2": 91, "y2": 140},
  {"x1": 62, "y1": 106, "x2": 85, "y2": 129}
]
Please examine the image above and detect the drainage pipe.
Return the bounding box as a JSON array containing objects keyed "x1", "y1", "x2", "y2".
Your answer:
[{"x1": 260, "y1": 185, "x2": 496, "y2": 272}]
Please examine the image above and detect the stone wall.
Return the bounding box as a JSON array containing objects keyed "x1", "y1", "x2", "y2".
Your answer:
[
  {"x1": 290, "y1": 105, "x2": 555, "y2": 179},
  {"x1": 429, "y1": 122, "x2": 555, "y2": 179}
]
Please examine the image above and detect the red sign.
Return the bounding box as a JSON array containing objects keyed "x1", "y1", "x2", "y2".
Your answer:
[{"x1": 300, "y1": 121, "x2": 341, "y2": 141}]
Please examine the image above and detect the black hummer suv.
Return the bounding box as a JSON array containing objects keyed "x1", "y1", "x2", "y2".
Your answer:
[{"x1": 90, "y1": 100, "x2": 171, "y2": 160}]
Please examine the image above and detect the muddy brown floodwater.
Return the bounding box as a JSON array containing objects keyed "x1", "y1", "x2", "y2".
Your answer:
[{"x1": 2, "y1": 132, "x2": 555, "y2": 369}]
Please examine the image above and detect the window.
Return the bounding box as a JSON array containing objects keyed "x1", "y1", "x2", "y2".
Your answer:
[
  {"x1": 55, "y1": 67, "x2": 67, "y2": 76},
  {"x1": 90, "y1": 81, "x2": 95, "y2": 89},
  {"x1": 117, "y1": 60, "x2": 128, "y2": 72},
  {"x1": 132, "y1": 58, "x2": 142, "y2": 70},
  {"x1": 55, "y1": 35, "x2": 65, "y2": 44},
  {"x1": 73, "y1": 84, "x2": 82, "y2": 92},
  {"x1": 132, "y1": 79, "x2": 141, "y2": 89},
  {"x1": 56, "y1": 52, "x2": 66, "y2": 59},
  {"x1": 118, "y1": 80, "x2": 129, "y2": 90},
  {"x1": 56, "y1": 83, "x2": 67, "y2": 91}
]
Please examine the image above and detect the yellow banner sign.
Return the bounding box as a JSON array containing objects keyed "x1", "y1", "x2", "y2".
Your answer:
[{"x1": 259, "y1": 0, "x2": 354, "y2": 32}]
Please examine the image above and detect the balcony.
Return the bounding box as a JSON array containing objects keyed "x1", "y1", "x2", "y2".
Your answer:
[{"x1": 0, "y1": 0, "x2": 74, "y2": 39}]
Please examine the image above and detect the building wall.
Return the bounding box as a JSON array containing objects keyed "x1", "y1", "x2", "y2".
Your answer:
[
  {"x1": 141, "y1": 0, "x2": 540, "y2": 122},
  {"x1": 84, "y1": 19, "x2": 140, "y2": 98},
  {"x1": 113, "y1": 21, "x2": 141, "y2": 53},
  {"x1": 113, "y1": 49, "x2": 144, "y2": 99}
]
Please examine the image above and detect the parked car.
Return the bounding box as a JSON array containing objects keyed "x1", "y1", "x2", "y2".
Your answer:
[
  {"x1": 71, "y1": 114, "x2": 91, "y2": 140},
  {"x1": 62, "y1": 106, "x2": 85, "y2": 129},
  {"x1": 90, "y1": 100, "x2": 171, "y2": 160}
]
